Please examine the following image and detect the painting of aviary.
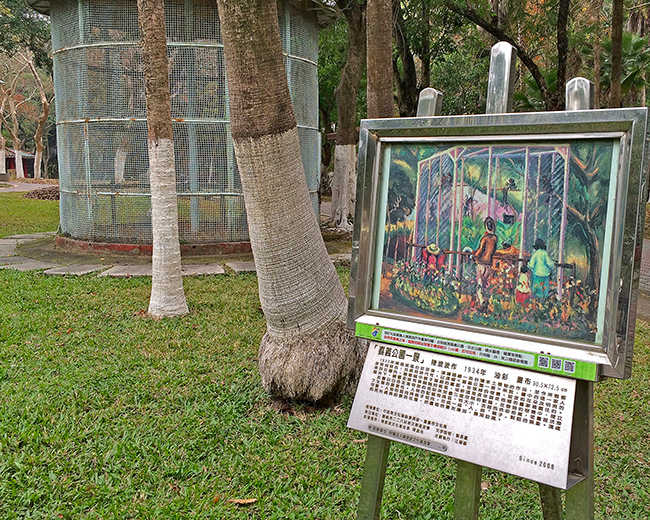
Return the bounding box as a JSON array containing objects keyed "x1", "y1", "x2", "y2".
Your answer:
[{"x1": 376, "y1": 139, "x2": 617, "y2": 343}]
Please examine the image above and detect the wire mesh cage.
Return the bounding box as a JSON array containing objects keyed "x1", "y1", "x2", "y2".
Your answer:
[{"x1": 48, "y1": 0, "x2": 324, "y2": 245}]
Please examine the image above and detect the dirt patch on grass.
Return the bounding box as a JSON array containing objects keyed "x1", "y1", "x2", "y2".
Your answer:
[{"x1": 24, "y1": 186, "x2": 59, "y2": 200}]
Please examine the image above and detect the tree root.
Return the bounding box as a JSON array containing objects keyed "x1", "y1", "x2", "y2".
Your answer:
[{"x1": 258, "y1": 320, "x2": 369, "y2": 403}]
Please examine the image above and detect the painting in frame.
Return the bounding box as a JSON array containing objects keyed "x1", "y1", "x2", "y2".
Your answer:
[{"x1": 348, "y1": 109, "x2": 649, "y2": 378}]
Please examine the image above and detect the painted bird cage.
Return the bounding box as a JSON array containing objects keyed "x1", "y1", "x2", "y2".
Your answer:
[
  {"x1": 415, "y1": 145, "x2": 570, "y2": 260},
  {"x1": 25, "y1": 0, "x2": 337, "y2": 247},
  {"x1": 413, "y1": 144, "x2": 571, "y2": 293}
]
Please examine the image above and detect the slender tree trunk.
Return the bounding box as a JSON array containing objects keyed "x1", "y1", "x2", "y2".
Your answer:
[
  {"x1": 419, "y1": 0, "x2": 431, "y2": 89},
  {"x1": 593, "y1": 0, "x2": 603, "y2": 108},
  {"x1": 554, "y1": 0, "x2": 570, "y2": 110},
  {"x1": 26, "y1": 57, "x2": 50, "y2": 180},
  {"x1": 0, "y1": 136, "x2": 5, "y2": 176},
  {"x1": 216, "y1": 0, "x2": 366, "y2": 402},
  {"x1": 366, "y1": 0, "x2": 393, "y2": 118},
  {"x1": 393, "y1": 0, "x2": 418, "y2": 117},
  {"x1": 611, "y1": 0, "x2": 624, "y2": 107},
  {"x1": 14, "y1": 141, "x2": 25, "y2": 179},
  {"x1": 330, "y1": 0, "x2": 366, "y2": 230},
  {"x1": 137, "y1": 0, "x2": 188, "y2": 317},
  {"x1": 0, "y1": 97, "x2": 5, "y2": 176},
  {"x1": 330, "y1": 144, "x2": 356, "y2": 230}
]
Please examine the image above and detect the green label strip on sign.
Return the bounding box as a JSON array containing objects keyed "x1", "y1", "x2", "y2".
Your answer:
[{"x1": 356, "y1": 323, "x2": 598, "y2": 381}]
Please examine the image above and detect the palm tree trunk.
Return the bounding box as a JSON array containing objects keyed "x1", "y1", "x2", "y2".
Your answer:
[
  {"x1": 216, "y1": 0, "x2": 365, "y2": 402},
  {"x1": 136, "y1": 0, "x2": 188, "y2": 317}
]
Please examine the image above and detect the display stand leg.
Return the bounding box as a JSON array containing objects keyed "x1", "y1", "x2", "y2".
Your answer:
[
  {"x1": 565, "y1": 380, "x2": 594, "y2": 520},
  {"x1": 538, "y1": 484, "x2": 562, "y2": 520},
  {"x1": 453, "y1": 461, "x2": 482, "y2": 520},
  {"x1": 357, "y1": 435, "x2": 391, "y2": 520}
]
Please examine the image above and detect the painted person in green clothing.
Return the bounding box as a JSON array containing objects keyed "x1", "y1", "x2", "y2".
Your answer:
[{"x1": 528, "y1": 238, "x2": 556, "y2": 299}]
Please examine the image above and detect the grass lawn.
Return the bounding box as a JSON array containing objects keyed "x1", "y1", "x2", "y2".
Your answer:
[
  {"x1": 0, "y1": 202, "x2": 648, "y2": 518},
  {"x1": 0, "y1": 193, "x2": 59, "y2": 238}
]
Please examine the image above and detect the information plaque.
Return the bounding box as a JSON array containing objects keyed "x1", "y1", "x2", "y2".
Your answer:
[{"x1": 348, "y1": 342, "x2": 577, "y2": 488}]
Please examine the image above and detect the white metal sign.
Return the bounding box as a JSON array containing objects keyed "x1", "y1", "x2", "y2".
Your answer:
[{"x1": 348, "y1": 342, "x2": 577, "y2": 488}]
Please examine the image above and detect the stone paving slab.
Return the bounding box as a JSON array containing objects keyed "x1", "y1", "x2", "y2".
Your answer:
[
  {"x1": 226, "y1": 261, "x2": 256, "y2": 273},
  {"x1": 181, "y1": 264, "x2": 225, "y2": 276},
  {"x1": 44, "y1": 264, "x2": 108, "y2": 276},
  {"x1": 640, "y1": 239, "x2": 650, "y2": 294},
  {"x1": 0, "y1": 260, "x2": 59, "y2": 271},
  {"x1": 330, "y1": 253, "x2": 352, "y2": 265},
  {"x1": 0, "y1": 240, "x2": 19, "y2": 256},
  {"x1": 4, "y1": 232, "x2": 56, "y2": 240},
  {"x1": 0, "y1": 256, "x2": 33, "y2": 265},
  {"x1": 98, "y1": 265, "x2": 152, "y2": 278}
]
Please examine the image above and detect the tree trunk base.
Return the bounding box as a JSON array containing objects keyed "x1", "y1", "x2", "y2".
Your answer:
[{"x1": 259, "y1": 320, "x2": 368, "y2": 402}]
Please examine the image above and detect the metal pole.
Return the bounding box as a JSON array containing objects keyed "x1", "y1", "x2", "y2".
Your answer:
[
  {"x1": 185, "y1": 0, "x2": 200, "y2": 235},
  {"x1": 356, "y1": 435, "x2": 392, "y2": 520},
  {"x1": 417, "y1": 87, "x2": 443, "y2": 117},
  {"x1": 356, "y1": 87, "x2": 443, "y2": 520},
  {"x1": 537, "y1": 76, "x2": 596, "y2": 520},
  {"x1": 486, "y1": 42, "x2": 517, "y2": 114},
  {"x1": 564, "y1": 76, "x2": 595, "y2": 520},
  {"x1": 454, "y1": 41, "x2": 517, "y2": 520}
]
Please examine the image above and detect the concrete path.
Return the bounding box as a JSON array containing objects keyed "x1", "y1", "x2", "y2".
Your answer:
[
  {"x1": 0, "y1": 181, "x2": 55, "y2": 193},
  {"x1": 0, "y1": 232, "x2": 351, "y2": 278},
  {"x1": 7, "y1": 229, "x2": 650, "y2": 319}
]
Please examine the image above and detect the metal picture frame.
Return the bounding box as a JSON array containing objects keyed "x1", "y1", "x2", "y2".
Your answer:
[{"x1": 348, "y1": 108, "x2": 648, "y2": 380}]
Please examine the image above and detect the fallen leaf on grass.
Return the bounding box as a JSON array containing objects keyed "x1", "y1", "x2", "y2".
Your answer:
[
  {"x1": 481, "y1": 481, "x2": 490, "y2": 491},
  {"x1": 228, "y1": 498, "x2": 257, "y2": 505},
  {"x1": 213, "y1": 496, "x2": 220, "y2": 503}
]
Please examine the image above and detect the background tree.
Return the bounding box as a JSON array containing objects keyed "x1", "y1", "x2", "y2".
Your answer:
[
  {"x1": 611, "y1": 0, "x2": 624, "y2": 107},
  {"x1": 328, "y1": 0, "x2": 366, "y2": 231},
  {"x1": 0, "y1": 0, "x2": 51, "y2": 73},
  {"x1": 0, "y1": 51, "x2": 54, "y2": 179},
  {"x1": 136, "y1": 0, "x2": 188, "y2": 318},
  {"x1": 366, "y1": 0, "x2": 393, "y2": 118},
  {"x1": 445, "y1": 0, "x2": 571, "y2": 111},
  {"x1": 0, "y1": 55, "x2": 32, "y2": 179},
  {"x1": 25, "y1": 53, "x2": 52, "y2": 179},
  {"x1": 215, "y1": 0, "x2": 365, "y2": 402},
  {"x1": 392, "y1": 0, "x2": 488, "y2": 116}
]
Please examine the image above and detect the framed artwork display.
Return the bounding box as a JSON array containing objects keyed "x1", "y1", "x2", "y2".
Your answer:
[{"x1": 348, "y1": 109, "x2": 648, "y2": 379}]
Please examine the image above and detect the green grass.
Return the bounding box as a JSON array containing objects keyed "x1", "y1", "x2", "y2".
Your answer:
[
  {"x1": 0, "y1": 194, "x2": 648, "y2": 518},
  {"x1": 0, "y1": 269, "x2": 648, "y2": 518},
  {"x1": 0, "y1": 193, "x2": 60, "y2": 238}
]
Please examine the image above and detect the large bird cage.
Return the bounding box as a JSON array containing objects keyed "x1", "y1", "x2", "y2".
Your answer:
[{"x1": 27, "y1": 0, "x2": 336, "y2": 245}]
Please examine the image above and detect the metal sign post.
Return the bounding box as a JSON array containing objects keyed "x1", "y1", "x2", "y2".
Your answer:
[
  {"x1": 353, "y1": 44, "x2": 603, "y2": 520},
  {"x1": 355, "y1": 86, "x2": 444, "y2": 520},
  {"x1": 454, "y1": 42, "x2": 518, "y2": 520}
]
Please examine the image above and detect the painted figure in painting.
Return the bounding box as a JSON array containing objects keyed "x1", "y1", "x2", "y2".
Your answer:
[
  {"x1": 528, "y1": 238, "x2": 556, "y2": 299},
  {"x1": 473, "y1": 217, "x2": 497, "y2": 308},
  {"x1": 515, "y1": 265, "x2": 532, "y2": 304}
]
